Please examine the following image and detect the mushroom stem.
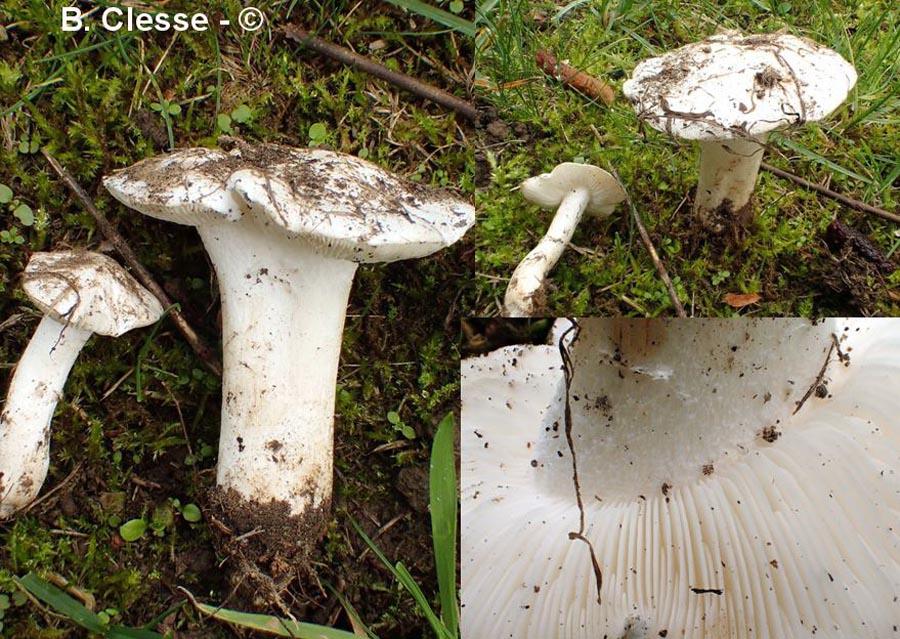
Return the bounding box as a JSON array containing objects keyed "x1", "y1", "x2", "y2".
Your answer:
[
  {"x1": 0, "y1": 317, "x2": 91, "y2": 517},
  {"x1": 504, "y1": 189, "x2": 590, "y2": 316},
  {"x1": 199, "y1": 220, "x2": 358, "y2": 519},
  {"x1": 694, "y1": 135, "x2": 768, "y2": 231}
]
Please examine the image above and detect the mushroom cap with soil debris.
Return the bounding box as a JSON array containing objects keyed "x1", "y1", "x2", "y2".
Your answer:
[
  {"x1": 461, "y1": 318, "x2": 900, "y2": 638},
  {"x1": 622, "y1": 31, "x2": 857, "y2": 141},
  {"x1": 622, "y1": 31, "x2": 856, "y2": 233},
  {"x1": 103, "y1": 139, "x2": 474, "y2": 263}
]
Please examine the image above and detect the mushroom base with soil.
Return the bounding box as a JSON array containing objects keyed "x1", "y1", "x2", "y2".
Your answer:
[{"x1": 694, "y1": 136, "x2": 767, "y2": 233}]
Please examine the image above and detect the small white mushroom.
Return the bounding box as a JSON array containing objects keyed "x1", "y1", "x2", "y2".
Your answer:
[
  {"x1": 103, "y1": 141, "x2": 475, "y2": 544},
  {"x1": 623, "y1": 31, "x2": 856, "y2": 233},
  {"x1": 0, "y1": 251, "x2": 163, "y2": 517},
  {"x1": 503, "y1": 163, "x2": 625, "y2": 317},
  {"x1": 462, "y1": 318, "x2": 900, "y2": 638}
]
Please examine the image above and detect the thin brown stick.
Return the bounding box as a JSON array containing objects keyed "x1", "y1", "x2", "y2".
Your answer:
[
  {"x1": 41, "y1": 149, "x2": 223, "y2": 377},
  {"x1": 610, "y1": 168, "x2": 687, "y2": 318},
  {"x1": 793, "y1": 335, "x2": 837, "y2": 415},
  {"x1": 281, "y1": 25, "x2": 479, "y2": 122},
  {"x1": 19, "y1": 462, "x2": 83, "y2": 516},
  {"x1": 761, "y1": 162, "x2": 900, "y2": 225},
  {"x1": 559, "y1": 320, "x2": 603, "y2": 606}
]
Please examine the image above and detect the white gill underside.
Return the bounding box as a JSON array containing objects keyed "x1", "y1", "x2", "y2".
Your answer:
[
  {"x1": 460, "y1": 320, "x2": 900, "y2": 638},
  {"x1": 201, "y1": 220, "x2": 358, "y2": 515}
]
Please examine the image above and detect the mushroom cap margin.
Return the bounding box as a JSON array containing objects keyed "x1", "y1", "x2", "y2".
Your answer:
[
  {"x1": 104, "y1": 144, "x2": 475, "y2": 263},
  {"x1": 103, "y1": 147, "x2": 244, "y2": 225},
  {"x1": 23, "y1": 251, "x2": 164, "y2": 337}
]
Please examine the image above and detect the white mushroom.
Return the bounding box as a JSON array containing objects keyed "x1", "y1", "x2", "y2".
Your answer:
[
  {"x1": 461, "y1": 318, "x2": 900, "y2": 638},
  {"x1": 504, "y1": 163, "x2": 625, "y2": 317},
  {"x1": 0, "y1": 251, "x2": 163, "y2": 517},
  {"x1": 623, "y1": 31, "x2": 856, "y2": 233},
  {"x1": 103, "y1": 141, "x2": 474, "y2": 545}
]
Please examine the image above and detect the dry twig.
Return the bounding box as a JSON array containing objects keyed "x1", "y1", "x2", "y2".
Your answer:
[
  {"x1": 18, "y1": 462, "x2": 83, "y2": 516},
  {"x1": 610, "y1": 167, "x2": 687, "y2": 317},
  {"x1": 281, "y1": 25, "x2": 479, "y2": 122},
  {"x1": 761, "y1": 162, "x2": 900, "y2": 224}
]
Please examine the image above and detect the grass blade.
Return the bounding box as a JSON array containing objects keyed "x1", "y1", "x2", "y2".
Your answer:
[
  {"x1": 323, "y1": 582, "x2": 378, "y2": 639},
  {"x1": 15, "y1": 573, "x2": 107, "y2": 634},
  {"x1": 350, "y1": 519, "x2": 451, "y2": 639},
  {"x1": 134, "y1": 304, "x2": 179, "y2": 401},
  {"x1": 384, "y1": 0, "x2": 475, "y2": 36},
  {"x1": 878, "y1": 162, "x2": 900, "y2": 196},
  {"x1": 183, "y1": 589, "x2": 359, "y2": 639},
  {"x1": 430, "y1": 413, "x2": 459, "y2": 636},
  {"x1": 16, "y1": 573, "x2": 167, "y2": 638},
  {"x1": 106, "y1": 627, "x2": 167, "y2": 639},
  {"x1": 552, "y1": 0, "x2": 592, "y2": 23},
  {"x1": 140, "y1": 599, "x2": 186, "y2": 629},
  {"x1": 774, "y1": 136, "x2": 872, "y2": 185},
  {"x1": 394, "y1": 561, "x2": 450, "y2": 639}
]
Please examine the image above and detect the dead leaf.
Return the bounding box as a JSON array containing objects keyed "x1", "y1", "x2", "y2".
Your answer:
[
  {"x1": 724, "y1": 292, "x2": 761, "y2": 308},
  {"x1": 535, "y1": 50, "x2": 616, "y2": 104}
]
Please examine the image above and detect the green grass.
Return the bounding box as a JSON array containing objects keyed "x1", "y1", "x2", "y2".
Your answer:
[
  {"x1": 473, "y1": 0, "x2": 900, "y2": 316},
  {"x1": 0, "y1": 1, "x2": 470, "y2": 636}
]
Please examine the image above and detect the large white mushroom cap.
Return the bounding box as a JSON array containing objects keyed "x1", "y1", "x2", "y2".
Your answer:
[
  {"x1": 22, "y1": 251, "x2": 164, "y2": 337},
  {"x1": 103, "y1": 142, "x2": 474, "y2": 263},
  {"x1": 622, "y1": 31, "x2": 857, "y2": 141},
  {"x1": 461, "y1": 319, "x2": 900, "y2": 638}
]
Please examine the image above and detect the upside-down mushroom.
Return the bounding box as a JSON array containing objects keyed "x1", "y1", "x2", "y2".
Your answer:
[
  {"x1": 504, "y1": 163, "x2": 625, "y2": 316},
  {"x1": 0, "y1": 251, "x2": 163, "y2": 517}
]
